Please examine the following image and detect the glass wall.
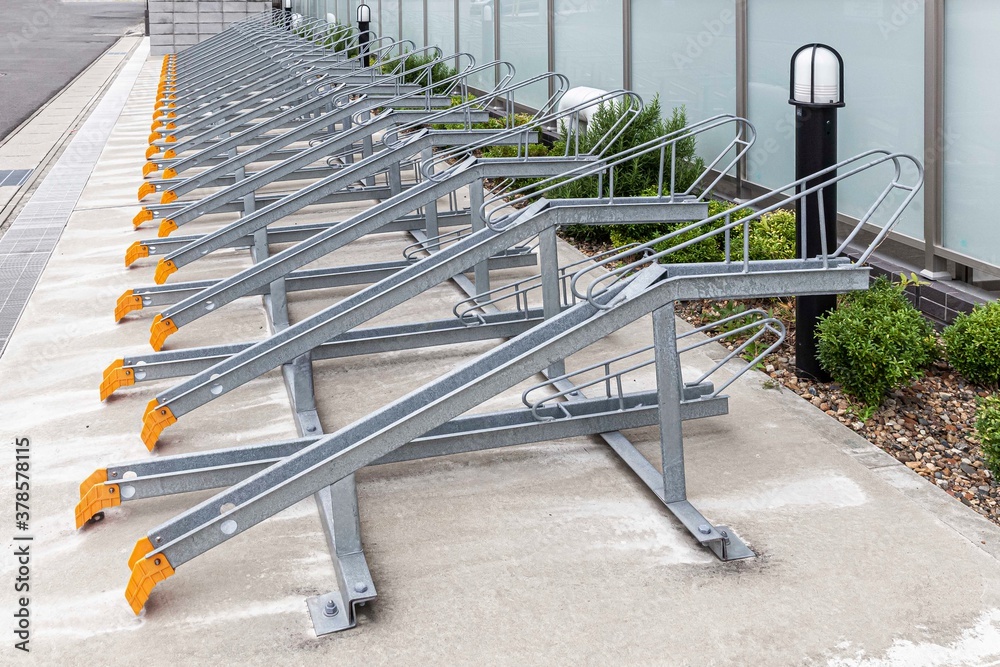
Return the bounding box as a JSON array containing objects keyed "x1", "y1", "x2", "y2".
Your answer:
[
  {"x1": 401, "y1": 0, "x2": 425, "y2": 46},
  {"x1": 498, "y1": 0, "x2": 548, "y2": 108},
  {"x1": 553, "y1": 0, "x2": 622, "y2": 91},
  {"x1": 428, "y1": 0, "x2": 456, "y2": 56},
  {"x1": 747, "y1": 0, "x2": 925, "y2": 239},
  {"x1": 943, "y1": 0, "x2": 1000, "y2": 267},
  {"x1": 458, "y1": 0, "x2": 495, "y2": 90},
  {"x1": 381, "y1": 0, "x2": 399, "y2": 41},
  {"x1": 371, "y1": 0, "x2": 382, "y2": 40},
  {"x1": 632, "y1": 0, "x2": 737, "y2": 165},
  {"x1": 287, "y1": 0, "x2": 1000, "y2": 274}
]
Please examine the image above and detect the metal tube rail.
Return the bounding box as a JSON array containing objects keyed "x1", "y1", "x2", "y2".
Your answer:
[{"x1": 570, "y1": 151, "x2": 925, "y2": 308}]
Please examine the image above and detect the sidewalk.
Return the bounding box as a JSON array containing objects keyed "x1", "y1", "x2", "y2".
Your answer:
[
  {"x1": 0, "y1": 34, "x2": 142, "y2": 227},
  {"x1": 1, "y1": 37, "x2": 999, "y2": 666}
]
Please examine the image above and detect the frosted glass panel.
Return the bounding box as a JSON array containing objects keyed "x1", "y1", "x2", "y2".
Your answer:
[
  {"x1": 747, "y1": 0, "x2": 924, "y2": 239},
  {"x1": 382, "y1": 0, "x2": 399, "y2": 41},
  {"x1": 458, "y1": 0, "x2": 495, "y2": 90},
  {"x1": 428, "y1": 0, "x2": 456, "y2": 53},
  {"x1": 943, "y1": 0, "x2": 1000, "y2": 266},
  {"x1": 402, "y1": 0, "x2": 425, "y2": 46},
  {"x1": 553, "y1": 0, "x2": 622, "y2": 91},
  {"x1": 498, "y1": 0, "x2": 548, "y2": 108},
  {"x1": 632, "y1": 0, "x2": 736, "y2": 166}
]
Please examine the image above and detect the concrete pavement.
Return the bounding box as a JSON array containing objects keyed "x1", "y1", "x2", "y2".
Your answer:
[
  {"x1": 1, "y1": 37, "x2": 999, "y2": 666},
  {"x1": 0, "y1": 0, "x2": 145, "y2": 141}
]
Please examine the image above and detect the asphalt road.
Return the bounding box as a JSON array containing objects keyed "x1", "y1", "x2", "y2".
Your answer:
[{"x1": 0, "y1": 0, "x2": 145, "y2": 141}]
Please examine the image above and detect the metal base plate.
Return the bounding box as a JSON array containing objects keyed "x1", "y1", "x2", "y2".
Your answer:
[
  {"x1": 306, "y1": 590, "x2": 355, "y2": 635},
  {"x1": 704, "y1": 525, "x2": 755, "y2": 561}
]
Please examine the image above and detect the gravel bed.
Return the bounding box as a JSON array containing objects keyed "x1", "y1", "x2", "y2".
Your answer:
[{"x1": 676, "y1": 298, "x2": 998, "y2": 525}]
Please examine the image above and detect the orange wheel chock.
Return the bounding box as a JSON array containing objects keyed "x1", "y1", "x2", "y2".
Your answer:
[
  {"x1": 138, "y1": 182, "x2": 156, "y2": 200},
  {"x1": 145, "y1": 145, "x2": 160, "y2": 160},
  {"x1": 162, "y1": 167, "x2": 177, "y2": 180},
  {"x1": 150, "y1": 120, "x2": 162, "y2": 132},
  {"x1": 129, "y1": 537, "x2": 154, "y2": 569},
  {"x1": 142, "y1": 161, "x2": 158, "y2": 177},
  {"x1": 79, "y1": 468, "x2": 108, "y2": 499},
  {"x1": 164, "y1": 135, "x2": 177, "y2": 143},
  {"x1": 141, "y1": 398, "x2": 176, "y2": 449},
  {"x1": 125, "y1": 538, "x2": 174, "y2": 615},
  {"x1": 148, "y1": 132, "x2": 160, "y2": 145},
  {"x1": 114, "y1": 290, "x2": 144, "y2": 322},
  {"x1": 133, "y1": 207, "x2": 153, "y2": 227},
  {"x1": 149, "y1": 314, "x2": 178, "y2": 350},
  {"x1": 157, "y1": 219, "x2": 178, "y2": 238},
  {"x1": 153, "y1": 258, "x2": 178, "y2": 284},
  {"x1": 100, "y1": 358, "x2": 135, "y2": 400},
  {"x1": 75, "y1": 473, "x2": 120, "y2": 529},
  {"x1": 163, "y1": 148, "x2": 176, "y2": 159},
  {"x1": 125, "y1": 241, "x2": 149, "y2": 267},
  {"x1": 159, "y1": 190, "x2": 177, "y2": 205}
]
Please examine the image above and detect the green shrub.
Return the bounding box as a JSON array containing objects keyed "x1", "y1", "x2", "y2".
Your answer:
[
  {"x1": 943, "y1": 301, "x2": 1000, "y2": 387},
  {"x1": 382, "y1": 53, "x2": 457, "y2": 95},
  {"x1": 558, "y1": 100, "x2": 703, "y2": 246},
  {"x1": 743, "y1": 209, "x2": 797, "y2": 261},
  {"x1": 977, "y1": 395, "x2": 1000, "y2": 480},
  {"x1": 609, "y1": 200, "x2": 756, "y2": 264},
  {"x1": 551, "y1": 98, "x2": 703, "y2": 200},
  {"x1": 815, "y1": 278, "x2": 938, "y2": 406}
]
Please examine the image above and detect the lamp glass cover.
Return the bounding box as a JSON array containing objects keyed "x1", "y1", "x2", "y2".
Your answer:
[{"x1": 792, "y1": 46, "x2": 841, "y2": 104}]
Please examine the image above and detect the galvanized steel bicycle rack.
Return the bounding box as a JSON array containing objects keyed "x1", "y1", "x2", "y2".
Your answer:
[
  {"x1": 79, "y1": 14, "x2": 923, "y2": 636},
  {"x1": 135, "y1": 55, "x2": 500, "y2": 237}
]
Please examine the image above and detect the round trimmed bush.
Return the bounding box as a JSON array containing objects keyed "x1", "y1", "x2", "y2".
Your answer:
[
  {"x1": 943, "y1": 301, "x2": 1000, "y2": 387},
  {"x1": 816, "y1": 278, "x2": 938, "y2": 406},
  {"x1": 977, "y1": 394, "x2": 1000, "y2": 480}
]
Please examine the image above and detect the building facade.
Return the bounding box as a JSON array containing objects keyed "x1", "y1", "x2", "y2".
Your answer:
[{"x1": 290, "y1": 0, "x2": 1000, "y2": 292}]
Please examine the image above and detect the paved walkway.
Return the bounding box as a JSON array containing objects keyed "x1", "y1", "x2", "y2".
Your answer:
[
  {"x1": 1, "y1": 37, "x2": 1000, "y2": 666},
  {"x1": 0, "y1": 0, "x2": 145, "y2": 141}
]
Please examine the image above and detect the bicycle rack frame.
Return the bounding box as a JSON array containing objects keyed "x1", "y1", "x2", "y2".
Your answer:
[{"x1": 77, "y1": 14, "x2": 924, "y2": 637}]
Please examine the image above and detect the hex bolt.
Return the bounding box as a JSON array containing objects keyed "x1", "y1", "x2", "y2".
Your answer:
[
  {"x1": 323, "y1": 600, "x2": 339, "y2": 617},
  {"x1": 698, "y1": 524, "x2": 712, "y2": 535},
  {"x1": 354, "y1": 582, "x2": 368, "y2": 593}
]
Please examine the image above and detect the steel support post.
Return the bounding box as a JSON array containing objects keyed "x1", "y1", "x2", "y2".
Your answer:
[
  {"x1": 538, "y1": 225, "x2": 564, "y2": 377},
  {"x1": 652, "y1": 304, "x2": 685, "y2": 503},
  {"x1": 469, "y1": 179, "x2": 489, "y2": 296}
]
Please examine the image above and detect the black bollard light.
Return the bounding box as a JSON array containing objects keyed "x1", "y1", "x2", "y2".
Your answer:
[
  {"x1": 789, "y1": 44, "x2": 845, "y2": 382},
  {"x1": 357, "y1": 2, "x2": 371, "y2": 68}
]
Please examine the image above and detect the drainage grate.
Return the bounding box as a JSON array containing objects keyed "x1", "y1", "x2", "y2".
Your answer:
[
  {"x1": 0, "y1": 169, "x2": 32, "y2": 187},
  {"x1": 0, "y1": 43, "x2": 145, "y2": 357}
]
